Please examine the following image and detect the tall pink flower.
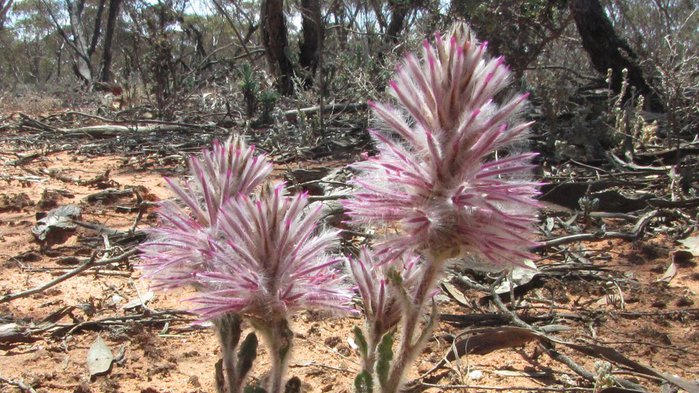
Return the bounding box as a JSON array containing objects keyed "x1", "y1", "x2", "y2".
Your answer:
[
  {"x1": 345, "y1": 23, "x2": 541, "y2": 393},
  {"x1": 344, "y1": 23, "x2": 539, "y2": 270},
  {"x1": 140, "y1": 136, "x2": 354, "y2": 393}
]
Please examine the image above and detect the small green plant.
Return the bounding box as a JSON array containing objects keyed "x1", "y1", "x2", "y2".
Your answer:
[
  {"x1": 578, "y1": 195, "x2": 600, "y2": 229},
  {"x1": 239, "y1": 63, "x2": 258, "y2": 118},
  {"x1": 258, "y1": 89, "x2": 279, "y2": 125},
  {"x1": 593, "y1": 361, "x2": 614, "y2": 392},
  {"x1": 607, "y1": 68, "x2": 648, "y2": 157}
]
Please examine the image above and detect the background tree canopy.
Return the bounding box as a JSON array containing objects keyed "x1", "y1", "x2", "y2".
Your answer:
[{"x1": 0, "y1": 0, "x2": 696, "y2": 128}]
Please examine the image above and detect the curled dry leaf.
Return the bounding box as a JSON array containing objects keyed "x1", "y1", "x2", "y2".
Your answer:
[{"x1": 31, "y1": 204, "x2": 81, "y2": 247}]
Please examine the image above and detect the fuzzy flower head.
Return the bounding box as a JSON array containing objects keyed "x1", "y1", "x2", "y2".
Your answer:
[
  {"x1": 167, "y1": 136, "x2": 273, "y2": 227},
  {"x1": 140, "y1": 136, "x2": 272, "y2": 288},
  {"x1": 349, "y1": 247, "x2": 422, "y2": 329},
  {"x1": 344, "y1": 23, "x2": 540, "y2": 269},
  {"x1": 140, "y1": 137, "x2": 353, "y2": 321},
  {"x1": 192, "y1": 183, "x2": 354, "y2": 320}
]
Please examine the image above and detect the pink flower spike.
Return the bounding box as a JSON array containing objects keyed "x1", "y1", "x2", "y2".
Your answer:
[
  {"x1": 345, "y1": 23, "x2": 539, "y2": 271},
  {"x1": 140, "y1": 136, "x2": 353, "y2": 322}
]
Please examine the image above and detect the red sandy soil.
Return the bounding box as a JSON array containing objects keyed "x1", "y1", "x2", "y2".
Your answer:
[{"x1": 1, "y1": 143, "x2": 698, "y2": 393}]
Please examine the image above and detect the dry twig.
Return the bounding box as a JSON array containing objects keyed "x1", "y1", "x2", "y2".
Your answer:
[{"x1": 0, "y1": 249, "x2": 137, "y2": 304}]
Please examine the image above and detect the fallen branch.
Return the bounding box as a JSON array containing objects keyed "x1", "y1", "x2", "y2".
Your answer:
[
  {"x1": 62, "y1": 111, "x2": 215, "y2": 129},
  {"x1": 646, "y1": 197, "x2": 699, "y2": 208},
  {"x1": 57, "y1": 124, "x2": 194, "y2": 135},
  {"x1": 10, "y1": 153, "x2": 42, "y2": 166},
  {"x1": 56, "y1": 309, "x2": 196, "y2": 336},
  {"x1": 84, "y1": 187, "x2": 134, "y2": 203},
  {"x1": 0, "y1": 323, "x2": 33, "y2": 344},
  {"x1": 538, "y1": 210, "x2": 658, "y2": 249},
  {"x1": 18, "y1": 113, "x2": 214, "y2": 136},
  {"x1": 45, "y1": 169, "x2": 113, "y2": 187},
  {"x1": 282, "y1": 103, "x2": 367, "y2": 122},
  {"x1": 0, "y1": 375, "x2": 37, "y2": 393},
  {"x1": 0, "y1": 249, "x2": 137, "y2": 304},
  {"x1": 608, "y1": 152, "x2": 673, "y2": 172},
  {"x1": 418, "y1": 382, "x2": 594, "y2": 392}
]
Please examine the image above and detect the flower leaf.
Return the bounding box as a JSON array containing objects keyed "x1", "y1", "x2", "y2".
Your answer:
[
  {"x1": 353, "y1": 326, "x2": 369, "y2": 359},
  {"x1": 237, "y1": 332, "x2": 258, "y2": 381},
  {"x1": 354, "y1": 370, "x2": 374, "y2": 393},
  {"x1": 376, "y1": 331, "x2": 394, "y2": 387}
]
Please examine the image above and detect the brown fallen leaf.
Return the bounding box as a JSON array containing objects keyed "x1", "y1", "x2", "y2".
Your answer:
[
  {"x1": 31, "y1": 204, "x2": 81, "y2": 248},
  {"x1": 657, "y1": 262, "x2": 677, "y2": 283}
]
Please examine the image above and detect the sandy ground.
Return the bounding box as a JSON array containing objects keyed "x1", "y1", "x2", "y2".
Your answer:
[{"x1": 1, "y1": 140, "x2": 698, "y2": 393}]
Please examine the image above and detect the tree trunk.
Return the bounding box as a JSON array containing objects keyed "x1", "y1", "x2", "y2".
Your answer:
[
  {"x1": 87, "y1": 0, "x2": 106, "y2": 57},
  {"x1": 385, "y1": 0, "x2": 410, "y2": 44},
  {"x1": 66, "y1": 0, "x2": 95, "y2": 82},
  {"x1": 99, "y1": 0, "x2": 122, "y2": 82},
  {"x1": 260, "y1": 0, "x2": 295, "y2": 95},
  {"x1": 298, "y1": 0, "x2": 321, "y2": 87},
  {"x1": 0, "y1": 0, "x2": 13, "y2": 31},
  {"x1": 569, "y1": 0, "x2": 661, "y2": 110}
]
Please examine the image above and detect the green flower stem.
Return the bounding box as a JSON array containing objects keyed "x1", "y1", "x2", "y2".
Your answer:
[
  {"x1": 363, "y1": 316, "x2": 387, "y2": 375},
  {"x1": 384, "y1": 250, "x2": 447, "y2": 393},
  {"x1": 215, "y1": 313, "x2": 243, "y2": 393},
  {"x1": 256, "y1": 317, "x2": 293, "y2": 393}
]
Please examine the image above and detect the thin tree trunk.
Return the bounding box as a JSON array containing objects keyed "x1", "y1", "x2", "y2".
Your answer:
[
  {"x1": 66, "y1": 0, "x2": 94, "y2": 82},
  {"x1": 57, "y1": 0, "x2": 107, "y2": 84},
  {"x1": 87, "y1": 0, "x2": 106, "y2": 57},
  {"x1": 56, "y1": 42, "x2": 64, "y2": 78},
  {"x1": 0, "y1": 0, "x2": 13, "y2": 31},
  {"x1": 99, "y1": 0, "x2": 122, "y2": 82},
  {"x1": 298, "y1": 0, "x2": 321, "y2": 87},
  {"x1": 569, "y1": 0, "x2": 661, "y2": 110},
  {"x1": 385, "y1": 0, "x2": 410, "y2": 44},
  {"x1": 260, "y1": 0, "x2": 295, "y2": 95}
]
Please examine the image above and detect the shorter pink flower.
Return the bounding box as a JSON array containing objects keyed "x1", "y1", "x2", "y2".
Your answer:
[
  {"x1": 348, "y1": 247, "x2": 422, "y2": 332},
  {"x1": 140, "y1": 137, "x2": 353, "y2": 322},
  {"x1": 192, "y1": 183, "x2": 354, "y2": 320}
]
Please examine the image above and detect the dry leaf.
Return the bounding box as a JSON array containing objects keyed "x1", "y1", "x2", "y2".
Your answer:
[
  {"x1": 441, "y1": 282, "x2": 469, "y2": 307},
  {"x1": 87, "y1": 336, "x2": 114, "y2": 377},
  {"x1": 657, "y1": 262, "x2": 677, "y2": 283},
  {"x1": 32, "y1": 204, "x2": 81, "y2": 246},
  {"x1": 678, "y1": 234, "x2": 699, "y2": 255},
  {"x1": 122, "y1": 291, "x2": 154, "y2": 310}
]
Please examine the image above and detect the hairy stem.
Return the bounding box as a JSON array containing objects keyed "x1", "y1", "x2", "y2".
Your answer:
[
  {"x1": 215, "y1": 313, "x2": 243, "y2": 393},
  {"x1": 364, "y1": 312, "x2": 390, "y2": 375},
  {"x1": 383, "y1": 250, "x2": 445, "y2": 393},
  {"x1": 257, "y1": 317, "x2": 293, "y2": 393}
]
